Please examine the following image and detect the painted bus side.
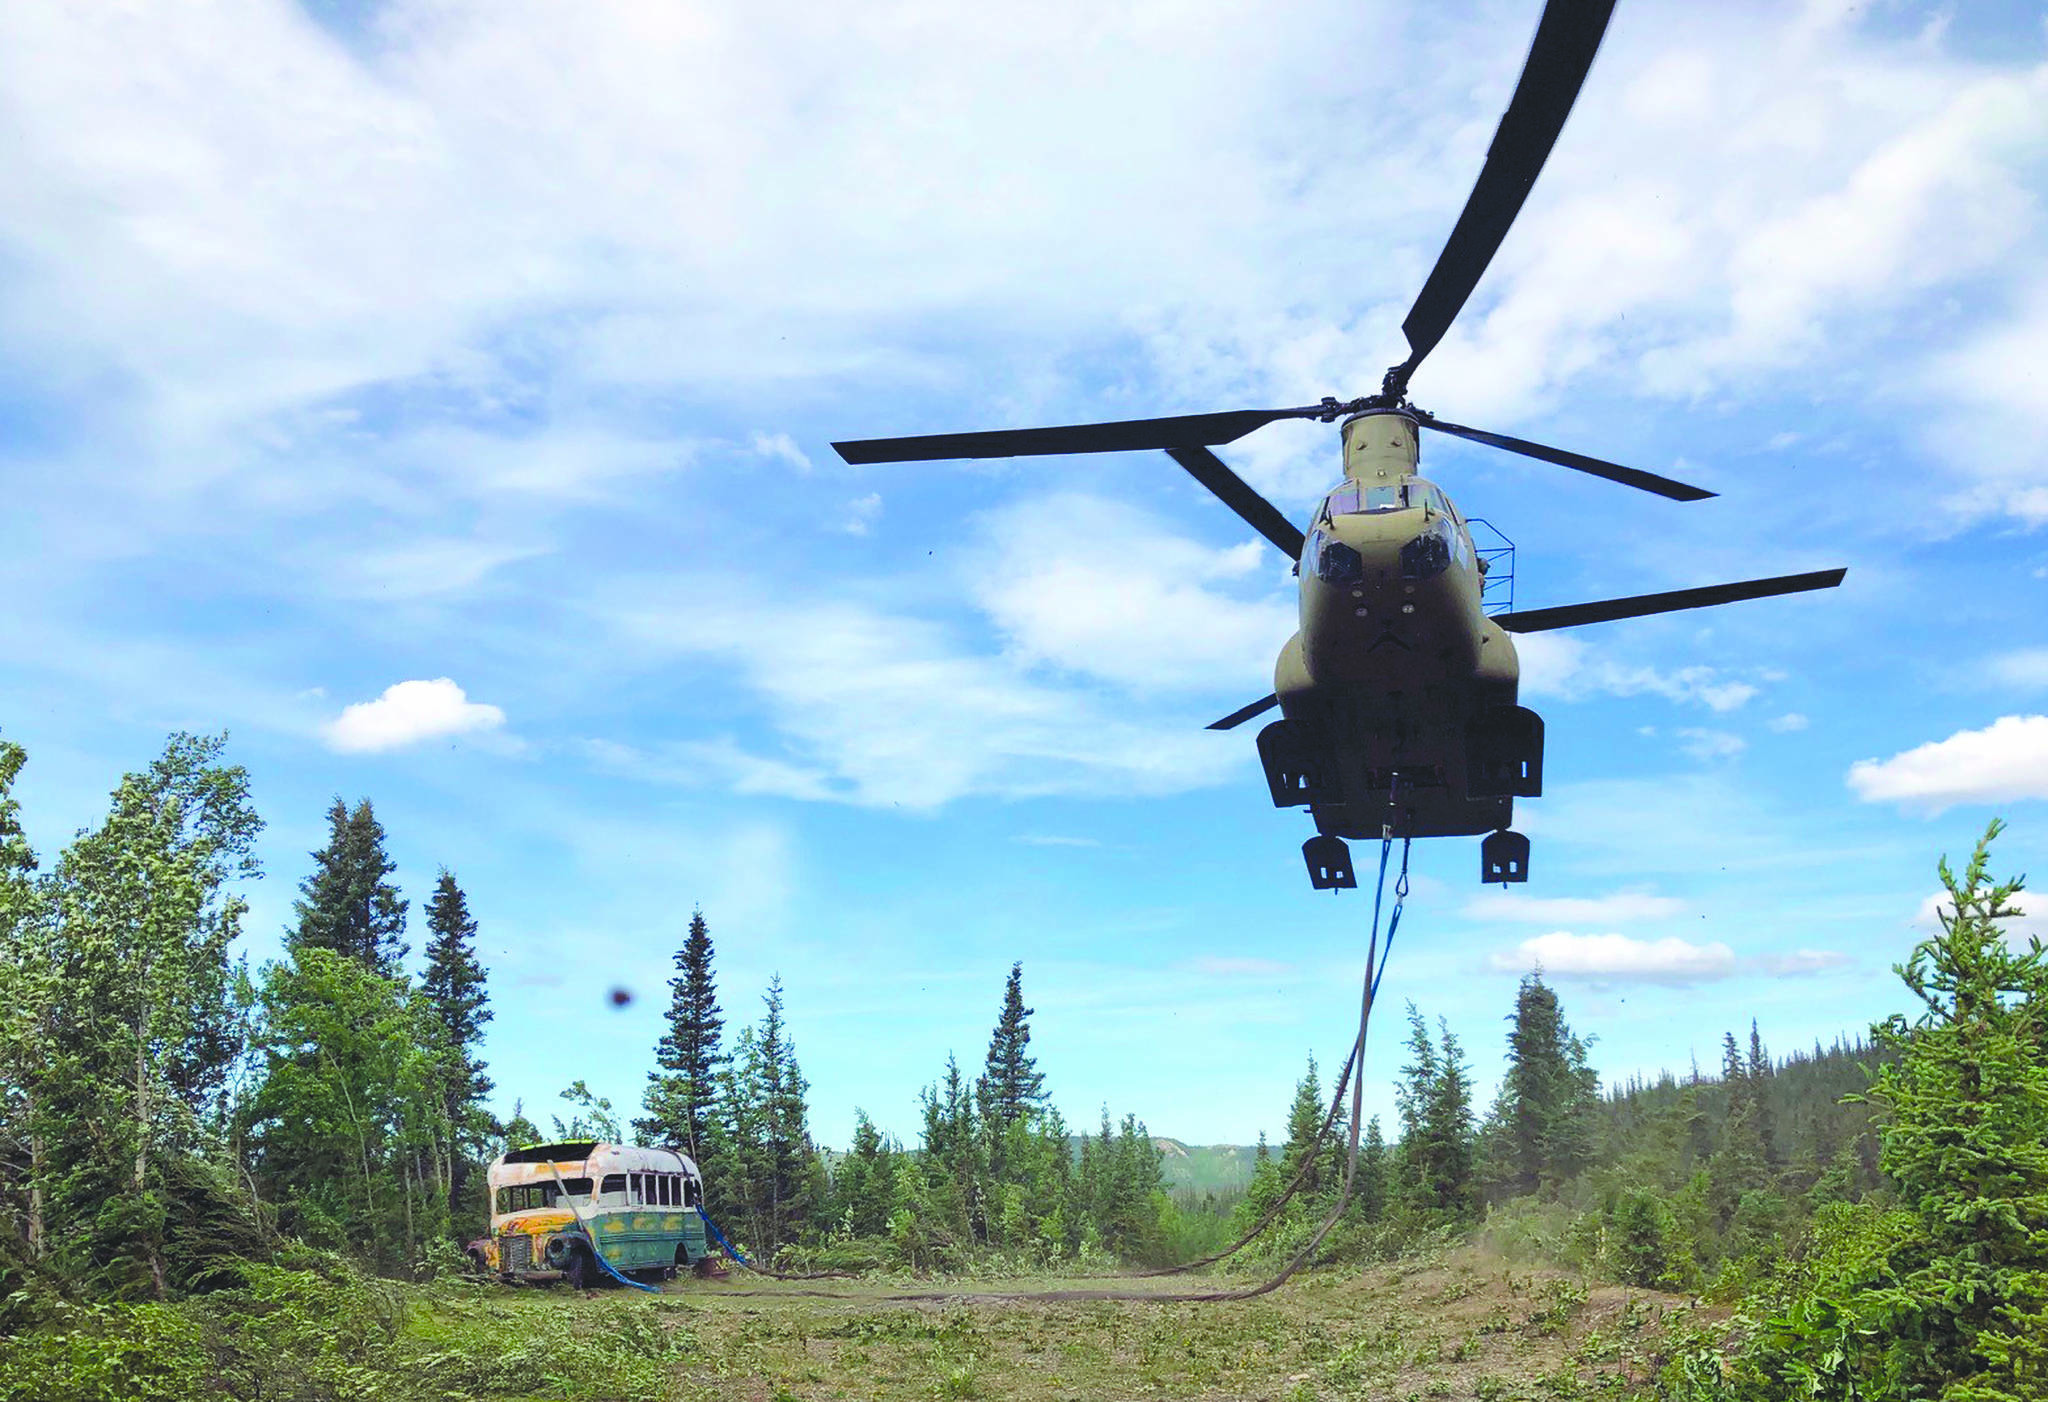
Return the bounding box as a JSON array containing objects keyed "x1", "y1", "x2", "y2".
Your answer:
[{"x1": 470, "y1": 1142, "x2": 710, "y2": 1283}]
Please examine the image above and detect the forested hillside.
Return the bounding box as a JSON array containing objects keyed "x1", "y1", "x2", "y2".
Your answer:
[{"x1": 2, "y1": 729, "x2": 2043, "y2": 1401}]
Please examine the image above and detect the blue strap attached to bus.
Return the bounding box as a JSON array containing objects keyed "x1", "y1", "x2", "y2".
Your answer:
[
  {"x1": 581, "y1": 1233, "x2": 659, "y2": 1293},
  {"x1": 696, "y1": 1207, "x2": 754, "y2": 1267}
]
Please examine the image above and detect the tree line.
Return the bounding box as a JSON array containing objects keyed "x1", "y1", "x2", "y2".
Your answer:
[
  {"x1": 7, "y1": 728, "x2": 2043, "y2": 1397},
  {"x1": 0, "y1": 730, "x2": 1173, "y2": 1299}
]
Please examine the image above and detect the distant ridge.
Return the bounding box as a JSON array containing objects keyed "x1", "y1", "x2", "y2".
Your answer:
[{"x1": 1150, "y1": 1138, "x2": 1259, "y2": 1194}]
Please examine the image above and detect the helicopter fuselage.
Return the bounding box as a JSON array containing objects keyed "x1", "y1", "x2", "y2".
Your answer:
[{"x1": 1262, "y1": 408, "x2": 1534, "y2": 854}]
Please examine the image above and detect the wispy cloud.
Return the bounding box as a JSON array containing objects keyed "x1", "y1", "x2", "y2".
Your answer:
[
  {"x1": 1990, "y1": 648, "x2": 2048, "y2": 689},
  {"x1": 594, "y1": 578, "x2": 1247, "y2": 808},
  {"x1": 1678, "y1": 727, "x2": 1747, "y2": 761},
  {"x1": 1463, "y1": 888, "x2": 1687, "y2": 925},
  {"x1": 1185, "y1": 955, "x2": 1296, "y2": 978},
  {"x1": 1517, "y1": 634, "x2": 1762, "y2": 713}
]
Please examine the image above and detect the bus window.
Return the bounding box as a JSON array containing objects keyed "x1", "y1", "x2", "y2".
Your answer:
[
  {"x1": 559, "y1": 1177, "x2": 593, "y2": 1198},
  {"x1": 495, "y1": 1184, "x2": 559, "y2": 1214},
  {"x1": 684, "y1": 1177, "x2": 701, "y2": 1207},
  {"x1": 629, "y1": 1172, "x2": 643, "y2": 1203},
  {"x1": 600, "y1": 1173, "x2": 626, "y2": 1202}
]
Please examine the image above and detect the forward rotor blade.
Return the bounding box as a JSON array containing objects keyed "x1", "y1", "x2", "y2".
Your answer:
[
  {"x1": 1207, "y1": 694, "x2": 1281, "y2": 731},
  {"x1": 833, "y1": 406, "x2": 1324, "y2": 465},
  {"x1": 1165, "y1": 447, "x2": 1307, "y2": 559},
  {"x1": 1397, "y1": 0, "x2": 1618, "y2": 378},
  {"x1": 1422, "y1": 417, "x2": 1715, "y2": 501},
  {"x1": 1496, "y1": 568, "x2": 1846, "y2": 633}
]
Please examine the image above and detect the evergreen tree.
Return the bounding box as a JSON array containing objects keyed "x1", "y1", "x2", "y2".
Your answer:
[
  {"x1": 713, "y1": 977, "x2": 823, "y2": 1253},
  {"x1": 1859, "y1": 823, "x2": 2048, "y2": 1397},
  {"x1": 833, "y1": 1110, "x2": 898, "y2": 1238},
  {"x1": 635, "y1": 908, "x2": 725, "y2": 1167},
  {"x1": 976, "y1": 962, "x2": 1046, "y2": 1132},
  {"x1": 1353, "y1": 1116, "x2": 1388, "y2": 1223},
  {"x1": 1491, "y1": 972, "x2": 1597, "y2": 1197},
  {"x1": 290, "y1": 798, "x2": 407, "y2": 975},
  {"x1": 1745, "y1": 1019, "x2": 1780, "y2": 1165},
  {"x1": 420, "y1": 870, "x2": 491, "y2": 1229},
  {"x1": 756, "y1": 975, "x2": 820, "y2": 1245},
  {"x1": 1396, "y1": 1005, "x2": 1476, "y2": 1218},
  {"x1": 1279, "y1": 1052, "x2": 1345, "y2": 1201}
]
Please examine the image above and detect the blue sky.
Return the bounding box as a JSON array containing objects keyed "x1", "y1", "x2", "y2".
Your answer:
[{"x1": 4, "y1": 0, "x2": 2047, "y2": 1150}]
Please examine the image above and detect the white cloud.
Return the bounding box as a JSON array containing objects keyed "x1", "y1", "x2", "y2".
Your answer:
[
  {"x1": 1768, "y1": 712, "x2": 1810, "y2": 733},
  {"x1": 1013, "y1": 834, "x2": 1101, "y2": 848},
  {"x1": 1990, "y1": 649, "x2": 2048, "y2": 689},
  {"x1": 322, "y1": 678, "x2": 508, "y2": 753},
  {"x1": 1488, "y1": 931, "x2": 1737, "y2": 986},
  {"x1": 969, "y1": 493, "x2": 1296, "y2": 694},
  {"x1": 1847, "y1": 715, "x2": 2048, "y2": 813},
  {"x1": 1463, "y1": 888, "x2": 1686, "y2": 926},
  {"x1": 1678, "y1": 727, "x2": 1748, "y2": 761}
]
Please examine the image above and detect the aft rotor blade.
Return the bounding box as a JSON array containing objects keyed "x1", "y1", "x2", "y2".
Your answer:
[
  {"x1": 1207, "y1": 694, "x2": 1281, "y2": 731},
  {"x1": 832, "y1": 406, "x2": 1325, "y2": 465},
  {"x1": 1396, "y1": 0, "x2": 1618, "y2": 378},
  {"x1": 1422, "y1": 417, "x2": 1715, "y2": 501},
  {"x1": 1165, "y1": 447, "x2": 1307, "y2": 559},
  {"x1": 1496, "y1": 568, "x2": 1847, "y2": 633}
]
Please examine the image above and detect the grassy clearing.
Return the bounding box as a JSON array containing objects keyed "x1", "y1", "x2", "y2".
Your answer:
[
  {"x1": 0, "y1": 1246, "x2": 1715, "y2": 1401},
  {"x1": 396, "y1": 1246, "x2": 1714, "y2": 1401}
]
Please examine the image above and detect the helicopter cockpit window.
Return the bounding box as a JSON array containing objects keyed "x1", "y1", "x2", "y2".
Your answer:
[{"x1": 1322, "y1": 482, "x2": 1413, "y2": 518}]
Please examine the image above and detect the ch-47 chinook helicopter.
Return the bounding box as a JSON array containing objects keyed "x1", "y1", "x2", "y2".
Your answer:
[{"x1": 833, "y1": 0, "x2": 1845, "y2": 889}]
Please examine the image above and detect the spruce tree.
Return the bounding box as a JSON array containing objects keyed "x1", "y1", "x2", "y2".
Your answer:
[
  {"x1": 1397, "y1": 1005, "x2": 1476, "y2": 1218},
  {"x1": 1495, "y1": 972, "x2": 1597, "y2": 1196},
  {"x1": 752, "y1": 976, "x2": 821, "y2": 1248},
  {"x1": 421, "y1": 870, "x2": 492, "y2": 1226},
  {"x1": 1354, "y1": 1116, "x2": 1388, "y2": 1223},
  {"x1": 635, "y1": 908, "x2": 725, "y2": 1166},
  {"x1": 1745, "y1": 1019, "x2": 1780, "y2": 1165},
  {"x1": 977, "y1": 962, "x2": 1046, "y2": 1131},
  {"x1": 290, "y1": 798, "x2": 407, "y2": 975},
  {"x1": 1280, "y1": 1052, "x2": 1344, "y2": 1199}
]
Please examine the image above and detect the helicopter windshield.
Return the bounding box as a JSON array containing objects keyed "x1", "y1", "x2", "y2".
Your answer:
[{"x1": 1323, "y1": 482, "x2": 1419, "y2": 518}]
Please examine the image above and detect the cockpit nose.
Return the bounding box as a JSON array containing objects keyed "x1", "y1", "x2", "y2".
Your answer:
[{"x1": 1300, "y1": 478, "x2": 1456, "y2": 586}]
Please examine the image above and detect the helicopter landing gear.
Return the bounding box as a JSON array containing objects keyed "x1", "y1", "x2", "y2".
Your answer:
[
  {"x1": 1466, "y1": 706, "x2": 1544, "y2": 798},
  {"x1": 1303, "y1": 835, "x2": 1358, "y2": 891},
  {"x1": 1481, "y1": 829, "x2": 1530, "y2": 884},
  {"x1": 1259, "y1": 720, "x2": 1341, "y2": 806}
]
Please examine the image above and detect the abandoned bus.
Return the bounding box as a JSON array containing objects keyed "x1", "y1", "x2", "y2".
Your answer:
[{"x1": 467, "y1": 1141, "x2": 710, "y2": 1286}]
